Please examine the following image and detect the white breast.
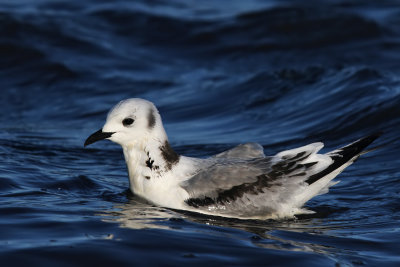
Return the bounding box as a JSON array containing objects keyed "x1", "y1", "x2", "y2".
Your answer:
[{"x1": 123, "y1": 145, "x2": 197, "y2": 209}]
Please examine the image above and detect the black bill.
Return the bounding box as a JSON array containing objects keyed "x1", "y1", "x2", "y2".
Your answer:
[{"x1": 84, "y1": 129, "x2": 114, "y2": 147}]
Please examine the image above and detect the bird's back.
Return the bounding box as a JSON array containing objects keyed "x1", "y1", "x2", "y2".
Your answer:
[{"x1": 180, "y1": 134, "x2": 381, "y2": 219}]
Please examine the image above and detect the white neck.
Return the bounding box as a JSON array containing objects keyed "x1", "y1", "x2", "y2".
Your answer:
[{"x1": 122, "y1": 135, "x2": 181, "y2": 194}]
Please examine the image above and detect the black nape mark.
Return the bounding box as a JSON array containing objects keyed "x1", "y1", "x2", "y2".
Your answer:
[
  {"x1": 148, "y1": 108, "x2": 156, "y2": 129},
  {"x1": 159, "y1": 141, "x2": 180, "y2": 170},
  {"x1": 144, "y1": 176, "x2": 150, "y2": 180}
]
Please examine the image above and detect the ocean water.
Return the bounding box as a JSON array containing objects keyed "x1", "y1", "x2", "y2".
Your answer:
[{"x1": 1, "y1": 0, "x2": 400, "y2": 266}]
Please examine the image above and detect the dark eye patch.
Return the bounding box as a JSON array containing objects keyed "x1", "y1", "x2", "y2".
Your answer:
[
  {"x1": 122, "y1": 118, "x2": 134, "y2": 126},
  {"x1": 148, "y1": 108, "x2": 156, "y2": 129}
]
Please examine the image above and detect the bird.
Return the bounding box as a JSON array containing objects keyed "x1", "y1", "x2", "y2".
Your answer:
[{"x1": 84, "y1": 98, "x2": 381, "y2": 220}]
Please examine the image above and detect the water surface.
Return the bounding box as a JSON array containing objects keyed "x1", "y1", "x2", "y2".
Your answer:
[{"x1": 1, "y1": 0, "x2": 400, "y2": 266}]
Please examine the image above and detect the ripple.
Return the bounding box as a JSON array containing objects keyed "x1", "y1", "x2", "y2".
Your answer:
[{"x1": 0, "y1": 0, "x2": 400, "y2": 266}]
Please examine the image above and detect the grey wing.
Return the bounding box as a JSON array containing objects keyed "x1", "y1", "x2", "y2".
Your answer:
[
  {"x1": 213, "y1": 143, "x2": 265, "y2": 159},
  {"x1": 182, "y1": 142, "x2": 332, "y2": 210},
  {"x1": 181, "y1": 157, "x2": 273, "y2": 199}
]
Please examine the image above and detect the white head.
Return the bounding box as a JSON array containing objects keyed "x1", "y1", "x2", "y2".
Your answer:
[
  {"x1": 85, "y1": 98, "x2": 181, "y2": 194},
  {"x1": 84, "y1": 98, "x2": 167, "y2": 147}
]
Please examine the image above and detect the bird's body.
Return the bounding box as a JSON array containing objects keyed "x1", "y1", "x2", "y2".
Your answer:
[{"x1": 85, "y1": 98, "x2": 381, "y2": 220}]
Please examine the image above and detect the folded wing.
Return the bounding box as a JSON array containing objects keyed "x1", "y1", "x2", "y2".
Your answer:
[
  {"x1": 213, "y1": 142, "x2": 265, "y2": 159},
  {"x1": 182, "y1": 142, "x2": 331, "y2": 215}
]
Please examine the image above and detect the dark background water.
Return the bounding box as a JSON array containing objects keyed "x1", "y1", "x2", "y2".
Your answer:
[{"x1": 1, "y1": 0, "x2": 400, "y2": 266}]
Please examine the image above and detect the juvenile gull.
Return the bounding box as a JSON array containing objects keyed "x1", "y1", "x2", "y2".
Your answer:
[{"x1": 84, "y1": 98, "x2": 381, "y2": 220}]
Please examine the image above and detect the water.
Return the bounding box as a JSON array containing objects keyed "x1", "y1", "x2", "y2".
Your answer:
[{"x1": 1, "y1": 0, "x2": 400, "y2": 265}]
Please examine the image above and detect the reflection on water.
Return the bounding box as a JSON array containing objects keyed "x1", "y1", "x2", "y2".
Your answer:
[
  {"x1": 100, "y1": 195, "x2": 348, "y2": 257},
  {"x1": 1, "y1": 0, "x2": 400, "y2": 265},
  {"x1": 96, "y1": 185, "x2": 400, "y2": 265},
  {"x1": 100, "y1": 196, "x2": 180, "y2": 230}
]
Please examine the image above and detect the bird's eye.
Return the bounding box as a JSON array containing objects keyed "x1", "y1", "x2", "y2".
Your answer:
[{"x1": 122, "y1": 118, "x2": 134, "y2": 126}]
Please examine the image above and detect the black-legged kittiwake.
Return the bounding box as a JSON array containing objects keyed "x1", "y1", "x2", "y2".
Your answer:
[{"x1": 84, "y1": 98, "x2": 381, "y2": 220}]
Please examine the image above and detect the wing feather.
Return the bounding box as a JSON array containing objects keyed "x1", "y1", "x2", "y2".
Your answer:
[
  {"x1": 213, "y1": 143, "x2": 265, "y2": 159},
  {"x1": 182, "y1": 143, "x2": 332, "y2": 209}
]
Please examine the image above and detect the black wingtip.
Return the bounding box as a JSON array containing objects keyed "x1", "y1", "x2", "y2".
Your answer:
[
  {"x1": 341, "y1": 132, "x2": 383, "y2": 154},
  {"x1": 305, "y1": 132, "x2": 382, "y2": 185},
  {"x1": 363, "y1": 131, "x2": 384, "y2": 141}
]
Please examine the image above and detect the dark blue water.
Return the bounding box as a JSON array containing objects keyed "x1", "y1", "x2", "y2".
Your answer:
[{"x1": 1, "y1": 0, "x2": 400, "y2": 265}]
